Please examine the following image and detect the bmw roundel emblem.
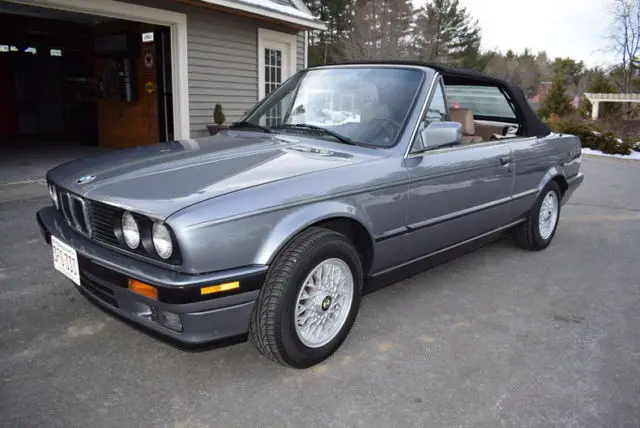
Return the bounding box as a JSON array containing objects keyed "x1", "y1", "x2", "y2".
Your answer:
[{"x1": 76, "y1": 175, "x2": 96, "y2": 184}]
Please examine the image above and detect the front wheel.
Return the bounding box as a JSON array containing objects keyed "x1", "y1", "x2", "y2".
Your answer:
[
  {"x1": 514, "y1": 181, "x2": 561, "y2": 250},
  {"x1": 249, "y1": 227, "x2": 363, "y2": 368}
]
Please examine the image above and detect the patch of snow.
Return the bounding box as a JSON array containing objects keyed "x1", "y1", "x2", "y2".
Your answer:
[
  {"x1": 201, "y1": 0, "x2": 316, "y2": 19},
  {"x1": 581, "y1": 147, "x2": 640, "y2": 161}
]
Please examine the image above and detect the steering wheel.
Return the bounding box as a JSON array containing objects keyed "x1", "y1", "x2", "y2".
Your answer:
[{"x1": 364, "y1": 117, "x2": 402, "y2": 145}]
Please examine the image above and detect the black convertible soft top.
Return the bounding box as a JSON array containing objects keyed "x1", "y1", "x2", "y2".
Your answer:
[{"x1": 324, "y1": 60, "x2": 552, "y2": 137}]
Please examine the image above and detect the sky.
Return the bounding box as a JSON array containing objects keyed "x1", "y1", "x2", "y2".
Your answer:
[{"x1": 414, "y1": 0, "x2": 619, "y2": 68}]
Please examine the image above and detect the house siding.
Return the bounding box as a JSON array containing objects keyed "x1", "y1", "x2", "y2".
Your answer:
[{"x1": 126, "y1": 0, "x2": 308, "y2": 137}]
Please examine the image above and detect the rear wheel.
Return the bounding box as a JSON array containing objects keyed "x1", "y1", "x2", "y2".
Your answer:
[
  {"x1": 249, "y1": 227, "x2": 363, "y2": 368},
  {"x1": 514, "y1": 181, "x2": 561, "y2": 250}
]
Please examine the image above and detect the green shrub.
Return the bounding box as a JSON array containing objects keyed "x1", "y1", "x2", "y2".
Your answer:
[
  {"x1": 546, "y1": 116, "x2": 633, "y2": 155},
  {"x1": 213, "y1": 103, "x2": 226, "y2": 125}
]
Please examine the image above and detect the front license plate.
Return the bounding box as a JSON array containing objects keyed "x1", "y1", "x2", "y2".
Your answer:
[{"x1": 52, "y1": 235, "x2": 80, "y2": 286}]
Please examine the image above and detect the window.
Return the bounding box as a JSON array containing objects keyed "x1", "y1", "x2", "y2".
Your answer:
[
  {"x1": 264, "y1": 48, "x2": 282, "y2": 96},
  {"x1": 257, "y1": 29, "x2": 297, "y2": 101},
  {"x1": 445, "y1": 85, "x2": 516, "y2": 119},
  {"x1": 424, "y1": 81, "x2": 448, "y2": 123},
  {"x1": 264, "y1": 48, "x2": 283, "y2": 126}
]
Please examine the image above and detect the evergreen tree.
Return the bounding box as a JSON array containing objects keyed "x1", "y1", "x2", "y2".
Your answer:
[
  {"x1": 581, "y1": 73, "x2": 622, "y2": 118},
  {"x1": 304, "y1": 0, "x2": 352, "y2": 65},
  {"x1": 413, "y1": 0, "x2": 480, "y2": 65},
  {"x1": 537, "y1": 76, "x2": 572, "y2": 119}
]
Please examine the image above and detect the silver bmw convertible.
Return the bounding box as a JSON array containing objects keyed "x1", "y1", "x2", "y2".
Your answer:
[{"x1": 37, "y1": 62, "x2": 584, "y2": 368}]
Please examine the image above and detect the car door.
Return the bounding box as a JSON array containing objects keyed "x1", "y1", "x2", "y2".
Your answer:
[{"x1": 403, "y1": 78, "x2": 514, "y2": 262}]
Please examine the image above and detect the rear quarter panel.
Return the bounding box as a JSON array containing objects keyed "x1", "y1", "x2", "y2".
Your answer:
[{"x1": 508, "y1": 133, "x2": 582, "y2": 221}]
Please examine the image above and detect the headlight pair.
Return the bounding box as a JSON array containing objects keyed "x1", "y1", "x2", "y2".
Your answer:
[{"x1": 121, "y1": 211, "x2": 174, "y2": 260}]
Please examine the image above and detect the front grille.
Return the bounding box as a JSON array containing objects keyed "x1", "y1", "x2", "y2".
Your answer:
[
  {"x1": 53, "y1": 186, "x2": 181, "y2": 266},
  {"x1": 58, "y1": 191, "x2": 92, "y2": 236},
  {"x1": 89, "y1": 201, "x2": 122, "y2": 246}
]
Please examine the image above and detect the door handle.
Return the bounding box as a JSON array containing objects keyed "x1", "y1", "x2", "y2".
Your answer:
[{"x1": 499, "y1": 156, "x2": 511, "y2": 166}]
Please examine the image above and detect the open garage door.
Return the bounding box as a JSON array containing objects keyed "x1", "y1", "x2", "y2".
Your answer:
[{"x1": 0, "y1": 1, "x2": 187, "y2": 184}]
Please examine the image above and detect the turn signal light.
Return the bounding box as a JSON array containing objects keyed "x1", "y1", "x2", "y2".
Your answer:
[
  {"x1": 128, "y1": 279, "x2": 158, "y2": 300},
  {"x1": 200, "y1": 281, "x2": 239, "y2": 295}
]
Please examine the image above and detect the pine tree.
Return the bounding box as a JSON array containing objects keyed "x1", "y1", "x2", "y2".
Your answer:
[
  {"x1": 413, "y1": 0, "x2": 480, "y2": 65},
  {"x1": 537, "y1": 77, "x2": 572, "y2": 119},
  {"x1": 581, "y1": 73, "x2": 622, "y2": 118},
  {"x1": 304, "y1": 0, "x2": 352, "y2": 65}
]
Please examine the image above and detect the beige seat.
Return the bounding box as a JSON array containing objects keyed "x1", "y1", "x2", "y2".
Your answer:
[{"x1": 449, "y1": 108, "x2": 483, "y2": 144}]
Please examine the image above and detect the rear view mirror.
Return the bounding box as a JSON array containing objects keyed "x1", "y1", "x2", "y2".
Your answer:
[{"x1": 414, "y1": 121, "x2": 463, "y2": 152}]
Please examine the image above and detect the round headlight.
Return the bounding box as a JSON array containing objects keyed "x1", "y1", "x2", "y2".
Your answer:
[
  {"x1": 121, "y1": 211, "x2": 140, "y2": 249},
  {"x1": 152, "y1": 222, "x2": 173, "y2": 259},
  {"x1": 49, "y1": 184, "x2": 58, "y2": 208}
]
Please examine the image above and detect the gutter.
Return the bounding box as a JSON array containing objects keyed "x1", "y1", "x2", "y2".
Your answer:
[{"x1": 185, "y1": 0, "x2": 327, "y2": 30}]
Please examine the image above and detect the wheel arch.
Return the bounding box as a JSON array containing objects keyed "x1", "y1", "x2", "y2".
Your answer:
[
  {"x1": 537, "y1": 165, "x2": 568, "y2": 197},
  {"x1": 255, "y1": 201, "x2": 376, "y2": 275}
]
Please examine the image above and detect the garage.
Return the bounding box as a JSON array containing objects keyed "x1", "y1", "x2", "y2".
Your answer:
[
  {"x1": 0, "y1": 0, "x2": 323, "y2": 183},
  {"x1": 0, "y1": 2, "x2": 179, "y2": 172}
]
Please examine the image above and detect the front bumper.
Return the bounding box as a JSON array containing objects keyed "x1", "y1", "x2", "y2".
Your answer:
[{"x1": 37, "y1": 206, "x2": 266, "y2": 345}]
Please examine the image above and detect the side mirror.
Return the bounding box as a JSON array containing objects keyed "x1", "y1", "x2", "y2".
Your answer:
[{"x1": 414, "y1": 121, "x2": 463, "y2": 152}]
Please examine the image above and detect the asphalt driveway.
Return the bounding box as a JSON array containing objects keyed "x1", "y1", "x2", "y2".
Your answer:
[{"x1": 1, "y1": 156, "x2": 639, "y2": 427}]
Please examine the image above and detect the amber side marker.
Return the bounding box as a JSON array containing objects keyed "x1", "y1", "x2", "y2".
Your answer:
[
  {"x1": 128, "y1": 279, "x2": 158, "y2": 300},
  {"x1": 200, "y1": 281, "x2": 240, "y2": 295}
]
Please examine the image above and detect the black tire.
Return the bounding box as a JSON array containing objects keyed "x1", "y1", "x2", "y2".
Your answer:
[
  {"x1": 249, "y1": 227, "x2": 363, "y2": 368},
  {"x1": 513, "y1": 181, "x2": 562, "y2": 250}
]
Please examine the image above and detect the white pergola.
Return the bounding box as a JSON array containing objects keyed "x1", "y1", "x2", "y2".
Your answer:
[{"x1": 584, "y1": 93, "x2": 640, "y2": 119}]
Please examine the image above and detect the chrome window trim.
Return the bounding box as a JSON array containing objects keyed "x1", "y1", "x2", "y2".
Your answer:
[
  {"x1": 406, "y1": 136, "x2": 538, "y2": 158},
  {"x1": 404, "y1": 72, "x2": 440, "y2": 158}
]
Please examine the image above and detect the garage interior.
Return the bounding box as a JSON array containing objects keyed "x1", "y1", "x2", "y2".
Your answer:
[{"x1": 0, "y1": 2, "x2": 174, "y2": 183}]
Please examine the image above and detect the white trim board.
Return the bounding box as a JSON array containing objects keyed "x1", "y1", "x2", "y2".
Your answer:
[
  {"x1": 5, "y1": 0, "x2": 191, "y2": 140},
  {"x1": 304, "y1": 30, "x2": 308, "y2": 69},
  {"x1": 200, "y1": 0, "x2": 326, "y2": 30},
  {"x1": 257, "y1": 28, "x2": 297, "y2": 100}
]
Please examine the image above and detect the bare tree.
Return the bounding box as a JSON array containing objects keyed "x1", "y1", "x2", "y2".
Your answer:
[
  {"x1": 341, "y1": 0, "x2": 414, "y2": 60},
  {"x1": 609, "y1": 0, "x2": 640, "y2": 116}
]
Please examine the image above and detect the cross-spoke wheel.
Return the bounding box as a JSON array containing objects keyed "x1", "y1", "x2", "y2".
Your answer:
[
  {"x1": 294, "y1": 258, "x2": 354, "y2": 348},
  {"x1": 249, "y1": 227, "x2": 362, "y2": 368},
  {"x1": 538, "y1": 191, "x2": 559, "y2": 240},
  {"x1": 514, "y1": 180, "x2": 562, "y2": 250}
]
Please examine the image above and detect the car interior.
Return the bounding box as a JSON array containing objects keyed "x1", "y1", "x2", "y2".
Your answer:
[{"x1": 449, "y1": 107, "x2": 521, "y2": 144}]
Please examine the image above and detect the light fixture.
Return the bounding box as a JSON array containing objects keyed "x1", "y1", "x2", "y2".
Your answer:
[
  {"x1": 121, "y1": 211, "x2": 140, "y2": 249},
  {"x1": 152, "y1": 222, "x2": 173, "y2": 259}
]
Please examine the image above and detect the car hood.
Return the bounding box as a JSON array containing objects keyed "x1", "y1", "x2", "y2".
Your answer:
[{"x1": 47, "y1": 132, "x2": 381, "y2": 220}]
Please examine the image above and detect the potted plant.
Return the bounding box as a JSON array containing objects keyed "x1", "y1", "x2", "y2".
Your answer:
[{"x1": 207, "y1": 103, "x2": 227, "y2": 135}]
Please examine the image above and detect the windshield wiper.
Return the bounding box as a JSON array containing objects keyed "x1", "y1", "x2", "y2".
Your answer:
[
  {"x1": 270, "y1": 123, "x2": 358, "y2": 146},
  {"x1": 228, "y1": 121, "x2": 272, "y2": 133}
]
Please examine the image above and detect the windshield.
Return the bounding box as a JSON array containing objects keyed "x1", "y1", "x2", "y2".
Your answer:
[{"x1": 241, "y1": 67, "x2": 424, "y2": 147}]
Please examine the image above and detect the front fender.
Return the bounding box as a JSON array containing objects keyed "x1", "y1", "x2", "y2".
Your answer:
[{"x1": 254, "y1": 199, "x2": 375, "y2": 265}]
